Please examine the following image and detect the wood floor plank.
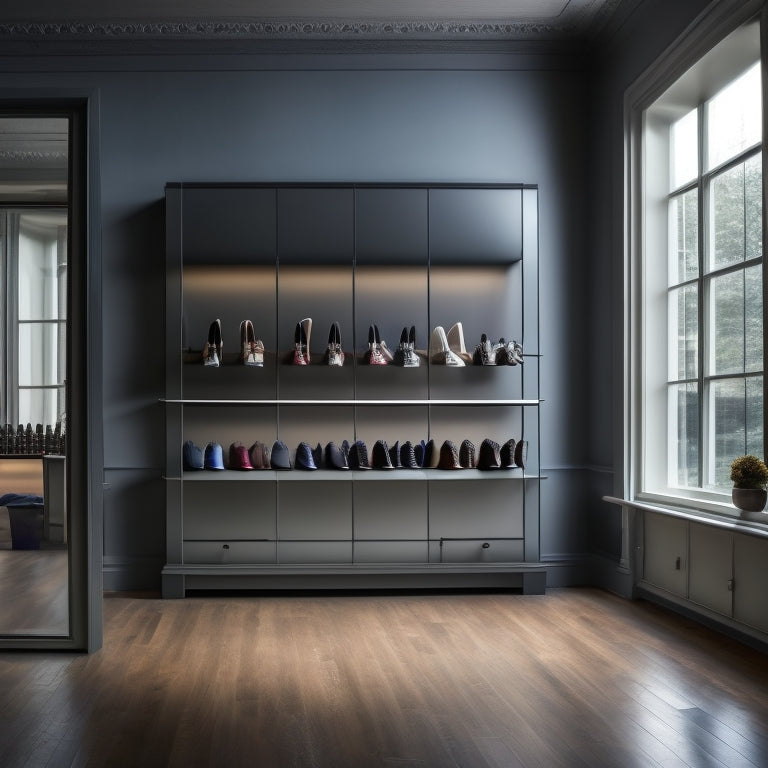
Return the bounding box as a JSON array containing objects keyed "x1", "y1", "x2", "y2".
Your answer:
[{"x1": 2, "y1": 588, "x2": 768, "y2": 768}]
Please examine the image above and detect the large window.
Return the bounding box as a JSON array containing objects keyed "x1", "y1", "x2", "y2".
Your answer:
[{"x1": 637, "y1": 20, "x2": 763, "y2": 511}]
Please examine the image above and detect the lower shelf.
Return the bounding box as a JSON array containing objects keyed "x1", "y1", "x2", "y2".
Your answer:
[{"x1": 161, "y1": 561, "x2": 547, "y2": 598}]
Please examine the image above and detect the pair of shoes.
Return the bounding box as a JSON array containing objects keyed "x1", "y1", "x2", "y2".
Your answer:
[
  {"x1": 296, "y1": 442, "x2": 320, "y2": 471},
  {"x1": 239, "y1": 320, "x2": 265, "y2": 367},
  {"x1": 203, "y1": 441, "x2": 225, "y2": 470},
  {"x1": 393, "y1": 326, "x2": 420, "y2": 367},
  {"x1": 473, "y1": 335, "x2": 524, "y2": 366},
  {"x1": 437, "y1": 439, "x2": 477, "y2": 469},
  {"x1": 248, "y1": 441, "x2": 271, "y2": 469},
  {"x1": 183, "y1": 440, "x2": 205, "y2": 470},
  {"x1": 293, "y1": 318, "x2": 312, "y2": 365},
  {"x1": 365, "y1": 325, "x2": 390, "y2": 365},
  {"x1": 271, "y1": 440, "x2": 293, "y2": 469},
  {"x1": 203, "y1": 319, "x2": 223, "y2": 367},
  {"x1": 430, "y1": 323, "x2": 472, "y2": 366},
  {"x1": 326, "y1": 322, "x2": 345, "y2": 367},
  {"x1": 370, "y1": 439, "x2": 397, "y2": 470},
  {"x1": 229, "y1": 442, "x2": 254, "y2": 470},
  {"x1": 414, "y1": 439, "x2": 440, "y2": 468},
  {"x1": 477, "y1": 438, "x2": 528, "y2": 470},
  {"x1": 349, "y1": 440, "x2": 371, "y2": 469},
  {"x1": 325, "y1": 441, "x2": 350, "y2": 470}
]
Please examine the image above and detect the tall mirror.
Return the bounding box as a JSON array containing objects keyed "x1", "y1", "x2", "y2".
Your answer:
[{"x1": 0, "y1": 116, "x2": 69, "y2": 636}]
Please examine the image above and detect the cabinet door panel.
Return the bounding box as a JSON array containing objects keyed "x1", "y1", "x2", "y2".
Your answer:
[
  {"x1": 353, "y1": 481, "x2": 428, "y2": 539},
  {"x1": 278, "y1": 483, "x2": 352, "y2": 540},
  {"x1": 354, "y1": 541, "x2": 429, "y2": 563},
  {"x1": 277, "y1": 188, "x2": 353, "y2": 264},
  {"x1": 733, "y1": 534, "x2": 768, "y2": 633},
  {"x1": 429, "y1": 481, "x2": 523, "y2": 538},
  {"x1": 689, "y1": 523, "x2": 732, "y2": 617},
  {"x1": 643, "y1": 512, "x2": 687, "y2": 597},
  {"x1": 430, "y1": 188, "x2": 522, "y2": 264},
  {"x1": 184, "y1": 541, "x2": 276, "y2": 564},
  {"x1": 356, "y1": 188, "x2": 428, "y2": 265},
  {"x1": 182, "y1": 187, "x2": 276, "y2": 265},
  {"x1": 435, "y1": 539, "x2": 524, "y2": 563},
  {"x1": 278, "y1": 541, "x2": 352, "y2": 563},
  {"x1": 183, "y1": 482, "x2": 276, "y2": 539}
]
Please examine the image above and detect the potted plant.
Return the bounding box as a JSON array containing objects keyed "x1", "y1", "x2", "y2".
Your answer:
[{"x1": 730, "y1": 455, "x2": 768, "y2": 513}]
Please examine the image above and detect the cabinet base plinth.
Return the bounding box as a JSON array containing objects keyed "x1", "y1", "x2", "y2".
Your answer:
[{"x1": 161, "y1": 563, "x2": 547, "y2": 597}]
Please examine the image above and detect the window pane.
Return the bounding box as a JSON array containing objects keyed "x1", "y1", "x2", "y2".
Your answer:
[
  {"x1": 746, "y1": 376, "x2": 764, "y2": 459},
  {"x1": 18, "y1": 321, "x2": 65, "y2": 386},
  {"x1": 669, "y1": 383, "x2": 699, "y2": 487},
  {"x1": 669, "y1": 189, "x2": 698, "y2": 283},
  {"x1": 709, "y1": 378, "x2": 748, "y2": 489},
  {"x1": 668, "y1": 285, "x2": 698, "y2": 380},
  {"x1": 671, "y1": 108, "x2": 698, "y2": 189},
  {"x1": 18, "y1": 211, "x2": 68, "y2": 321},
  {"x1": 709, "y1": 270, "x2": 745, "y2": 375},
  {"x1": 709, "y1": 154, "x2": 762, "y2": 271},
  {"x1": 18, "y1": 387, "x2": 64, "y2": 428},
  {"x1": 745, "y1": 264, "x2": 763, "y2": 372},
  {"x1": 706, "y1": 62, "x2": 761, "y2": 170}
]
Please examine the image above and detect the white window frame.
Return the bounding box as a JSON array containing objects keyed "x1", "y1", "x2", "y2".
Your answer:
[{"x1": 625, "y1": 2, "x2": 767, "y2": 516}]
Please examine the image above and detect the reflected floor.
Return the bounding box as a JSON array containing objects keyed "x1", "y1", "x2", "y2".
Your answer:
[{"x1": 0, "y1": 509, "x2": 68, "y2": 635}]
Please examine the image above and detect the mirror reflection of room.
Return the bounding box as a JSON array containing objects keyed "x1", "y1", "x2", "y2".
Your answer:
[{"x1": 0, "y1": 117, "x2": 69, "y2": 636}]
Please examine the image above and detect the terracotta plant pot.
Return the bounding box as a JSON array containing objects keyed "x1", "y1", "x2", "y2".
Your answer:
[{"x1": 732, "y1": 487, "x2": 768, "y2": 513}]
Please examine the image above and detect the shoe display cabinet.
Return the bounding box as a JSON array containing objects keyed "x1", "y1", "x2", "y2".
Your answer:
[{"x1": 162, "y1": 183, "x2": 544, "y2": 598}]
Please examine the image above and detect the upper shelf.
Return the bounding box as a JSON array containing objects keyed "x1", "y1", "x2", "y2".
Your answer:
[{"x1": 161, "y1": 398, "x2": 542, "y2": 406}]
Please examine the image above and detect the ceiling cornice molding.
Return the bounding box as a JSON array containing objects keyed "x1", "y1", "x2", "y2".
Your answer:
[{"x1": 0, "y1": 12, "x2": 617, "y2": 41}]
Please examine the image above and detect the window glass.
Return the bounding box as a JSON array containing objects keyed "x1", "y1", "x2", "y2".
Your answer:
[
  {"x1": 671, "y1": 109, "x2": 698, "y2": 189},
  {"x1": 669, "y1": 382, "x2": 699, "y2": 487},
  {"x1": 669, "y1": 189, "x2": 698, "y2": 284},
  {"x1": 668, "y1": 285, "x2": 698, "y2": 380},
  {"x1": 706, "y1": 63, "x2": 761, "y2": 170}
]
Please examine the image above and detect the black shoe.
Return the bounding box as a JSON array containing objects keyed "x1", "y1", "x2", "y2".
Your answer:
[
  {"x1": 388, "y1": 440, "x2": 403, "y2": 469},
  {"x1": 271, "y1": 440, "x2": 292, "y2": 470},
  {"x1": 438, "y1": 440, "x2": 461, "y2": 470},
  {"x1": 400, "y1": 441, "x2": 419, "y2": 469},
  {"x1": 349, "y1": 440, "x2": 371, "y2": 470},
  {"x1": 372, "y1": 440, "x2": 394, "y2": 469},
  {"x1": 295, "y1": 442, "x2": 318, "y2": 470},
  {"x1": 477, "y1": 439, "x2": 501, "y2": 470},
  {"x1": 325, "y1": 441, "x2": 349, "y2": 470},
  {"x1": 459, "y1": 439, "x2": 476, "y2": 469},
  {"x1": 500, "y1": 439, "x2": 517, "y2": 468},
  {"x1": 183, "y1": 440, "x2": 205, "y2": 471},
  {"x1": 514, "y1": 439, "x2": 528, "y2": 470},
  {"x1": 422, "y1": 439, "x2": 439, "y2": 468}
]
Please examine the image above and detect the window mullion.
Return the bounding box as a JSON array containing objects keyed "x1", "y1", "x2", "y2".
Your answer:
[{"x1": 697, "y1": 102, "x2": 707, "y2": 489}]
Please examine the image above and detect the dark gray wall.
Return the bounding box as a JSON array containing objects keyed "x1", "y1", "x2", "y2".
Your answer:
[
  {"x1": 585, "y1": 0, "x2": 736, "y2": 591},
  {"x1": 0, "y1": 2, "x2": 721, "y2": 590}
]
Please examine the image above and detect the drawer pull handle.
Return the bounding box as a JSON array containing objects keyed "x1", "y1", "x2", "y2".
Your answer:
[
  {"x1": 727, "y1": 579, "x2": 734, "y2": 592},
  {"x1": 222, "y1": 544, "x2": 230, "y2": 550},
  {"x1": 482, "y1": 542, "x2": 490, "y2": 549},
  {"x1": 675, "y1": 556, "x2": 681, "y2": 571}
]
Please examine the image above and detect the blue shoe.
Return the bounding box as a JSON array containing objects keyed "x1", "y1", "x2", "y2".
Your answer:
[
  {"x1": 295, "y1": 442, "x2": 318, "y2": 470},
  {"x1": 204, "y1": 442, "x2": 225, "y2": 470},
  {"x1": 271, "y1": 440, "x2": 292, "y2": 470},
  {"x1": 183, "y1": 440, "x2": 204, "y2": 471}
]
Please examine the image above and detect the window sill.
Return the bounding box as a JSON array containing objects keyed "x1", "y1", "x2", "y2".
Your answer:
[{"x1": 603, "y1": 495, "x2": 768, "y2": 540}]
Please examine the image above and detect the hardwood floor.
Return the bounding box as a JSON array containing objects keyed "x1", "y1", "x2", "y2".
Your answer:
[{"x1": 1, "y1": 588, "x2": 767, "y2": 767}]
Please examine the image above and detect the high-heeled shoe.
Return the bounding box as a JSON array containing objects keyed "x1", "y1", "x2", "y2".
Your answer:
[
  {"x1": 500, "y1": 439, "x2": 517, "y2": 468},
  {"x1": 400, "y1": 441, "x2": 419, "y2": 469},
  {"x1": 459, "y1": 439, "x2": 476, "y2": 468},
  {"x1": 229, "y1": 442, "x2": 254, "y2": 470},
  {"x1": 388, "y1": 440, "x2": 403, "y2": 469},
  {"x1": 447, "y1": 323, "x2": 474, "y2": 365},
  {"x1": 514, "y1": 439, "x2": 528, "y2": 470},
  {"x1": 293, "y1": 321, "x2": 309, "y2": 365},
  {"x1": 430, "y1": 326, "x2": 465, "y2": 367},
  {"x1": 376, "y1": 325, "x2": 394, "y2": 362},
  {"x1": 301, "y1": 318, "x2": 312, "y2": 363},
  {"x1": 365, "y1": 325, "x2": 388, "y2": 365},
  {"x1": 438, "y1": 440, "x2": 462, "y2": 470},
  {"x1": 248, "y1": 441, "x2": 271, "y2": 469},
  {"x1": 349, "y1": 440, "x2": 371, "y2": 470},
  {"x1": 203, "y1": 319, "x2": 222, "y2": 367},
  {"x1": 394, "y1": 326, "x2": 420, "y2": 367},
  {"x1": 372, "y1": 440, "x2": 394, "y2": 469},
  {"x1": 325, "y1": 441, "x2": 349, "y2": 470},
  {"x1": 506, "y1": 340, "x2": 524, "y2": 366},
  {"x1": 473, "y1": 333, "x2": 496, "y2": 366},
  {"x1": 240, "y1": 320, "x2": 264, "y2": 367},
  {"x1": 326, "y1": 321, "x2": 345, "y2": 367},
  {"x1": 295, "y1": 442, "x2": 318, "y2": 471},
  {"x1": 477, "y1": 439, "x2": 501, "y2": 470}
]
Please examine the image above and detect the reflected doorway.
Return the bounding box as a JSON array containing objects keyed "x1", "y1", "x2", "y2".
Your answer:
[{"x1": 0, "y1": 116, "x2": 69, "y2": 637}]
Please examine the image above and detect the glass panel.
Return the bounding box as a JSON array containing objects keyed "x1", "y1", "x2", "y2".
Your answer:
[
  {"x1": 18, "y1": 212, "x2": 68, "y2": 321},
  {"x1": 746, "y1": 376, "x2": 764, "y2": 459},
  {"x1": 18, "y1": 322, "x2": 64, "y2": 387},
  {"x1": 670, "y1": 109, "x2": 698, "y2": 189},
  {"x1": 18, "y1": 387, "x2": 64, "y2": 428},
  {"x1": 709, "y1": 378, "x2": 747, "y2": 489},
  {"x1": 669, "y1": 189, "x2": 698, "y2": 284},
  {"x1": 706, "y1": 62, "x2": 761, "y2": 170},
  {"x1": 669, "y1": 383, "x2": 699, "y2": 487},
  {"x1": 745, "y1": 264, "x2": 763, "y2": 372},
  {"x1": 709, "y1": 270, "x2": 744, "y2": 376},
  {"x1": 668, "y1": 285, "x2": 698, "y2": 380},
  {"x1": 709, "y1": 155, "x2": 761, "y2": 271}
]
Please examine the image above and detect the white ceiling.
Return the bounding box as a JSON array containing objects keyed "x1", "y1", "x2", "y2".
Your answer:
[{"x1": 0, "y1": 0, "x2": 626, "y2": 40}]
